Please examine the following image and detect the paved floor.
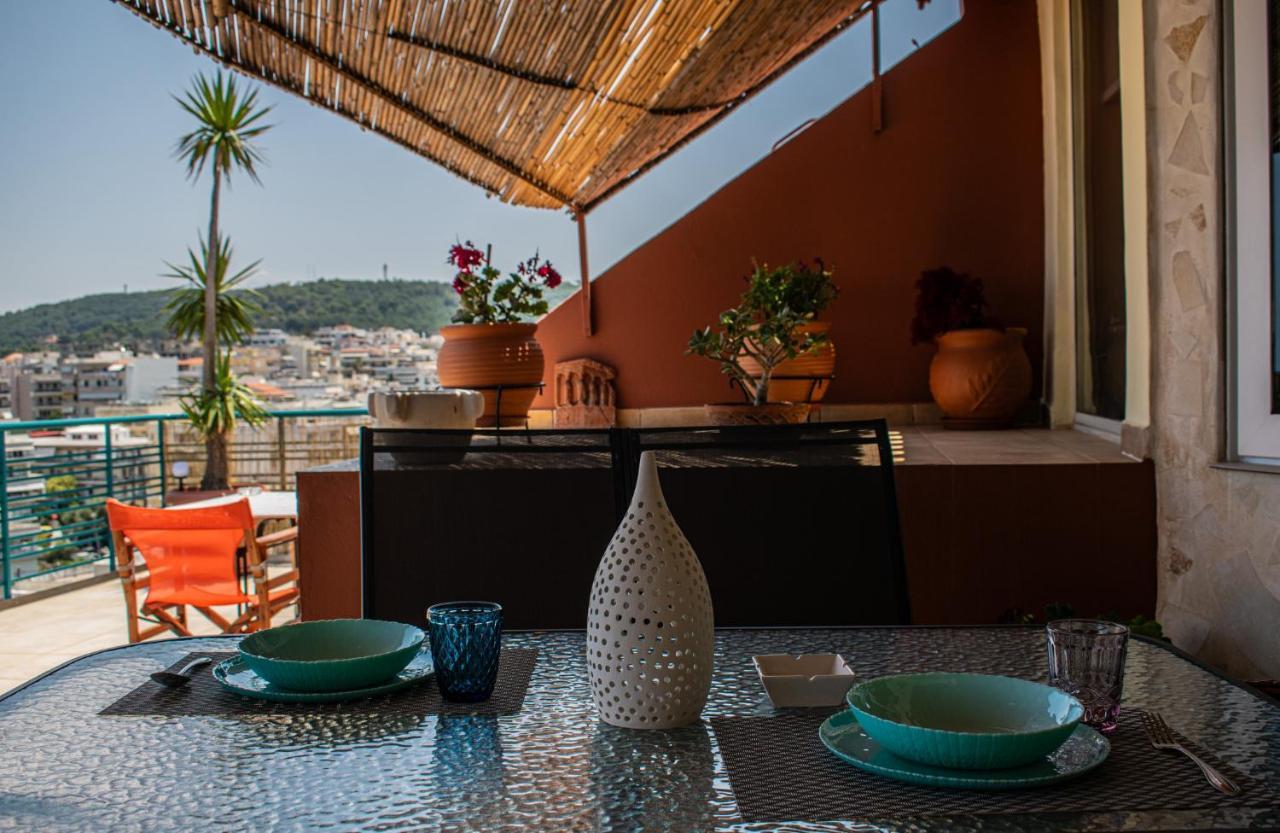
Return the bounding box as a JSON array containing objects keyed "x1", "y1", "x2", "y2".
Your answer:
[{"x1": 0, "y1": 578, "x2": 295, "y2": 693}]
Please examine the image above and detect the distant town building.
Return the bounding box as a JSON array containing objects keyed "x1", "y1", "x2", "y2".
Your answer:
[
  {"x1": 0, "y1": 350, "x2": 177, "y2": 420},
  {"x1": 65, "y1": 352, "x2": 178, "y2": 417},
  {"x1": 244, "y1": 328, "x2": 288, "y2": 347}
]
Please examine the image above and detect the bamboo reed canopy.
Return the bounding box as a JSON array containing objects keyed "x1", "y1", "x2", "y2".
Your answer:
[{"x1": 112, "y1": 0, "x2": 878, "y2": 212}]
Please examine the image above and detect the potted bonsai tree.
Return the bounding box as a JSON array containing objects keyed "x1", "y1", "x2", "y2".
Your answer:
[
  {"x1": 437, "y1": 241, "x2": 562, "y2": 426},
  {"x1": 688, "y1": 260, "x2": 838, "y2": 425},
  {"x1": 910, "y1": 266, "x2": 1031, "y2": 428},
  {"x1": 737, "y1": 259, "x2": 839, "y2": 404}
]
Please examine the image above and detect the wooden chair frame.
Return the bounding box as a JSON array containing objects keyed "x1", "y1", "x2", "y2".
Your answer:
[{"x1": 112, "y1": 521, "x2": 300, "y2": 643}]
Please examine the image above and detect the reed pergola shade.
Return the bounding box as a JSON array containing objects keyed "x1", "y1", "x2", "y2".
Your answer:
[{"x1": 111, "y1": 0, "x2": 878, "y2": 212}]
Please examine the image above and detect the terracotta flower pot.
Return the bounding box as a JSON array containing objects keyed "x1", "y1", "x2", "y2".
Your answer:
[
  {"x1": 738, "y1": 322, "x2": 836, "y2": 404},
  {"x1": 929, "y1": 328, "x2": 1032, "y2": 429},
  {"x1": 438, "y1": 323, "x2": 544, "y2": 427},
  {"x1": 703, "y1": 402, "x2": 810, "y2": 426}
]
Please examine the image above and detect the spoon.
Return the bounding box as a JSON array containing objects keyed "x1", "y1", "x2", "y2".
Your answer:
[{"x1": 150, "y1": 656, "x2": 214, "y2": 688}]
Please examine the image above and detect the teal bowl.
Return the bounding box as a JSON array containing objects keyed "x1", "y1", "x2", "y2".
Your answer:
[
  {"x1": 846, "y1": 673, "x2": 1084, "y2": 770},
  {"x1": 238, "y1": 619, "x2": 425, "y2": 692}
]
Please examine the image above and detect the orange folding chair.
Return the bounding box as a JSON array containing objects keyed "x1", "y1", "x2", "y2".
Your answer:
[{"x1": 106, "y1": 498, "x2": 300, "y2": 642}]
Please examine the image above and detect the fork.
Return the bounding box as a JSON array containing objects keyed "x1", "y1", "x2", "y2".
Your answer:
[{"x1": 1143, "y1": 711, "x2": 1241, "y2": 795}]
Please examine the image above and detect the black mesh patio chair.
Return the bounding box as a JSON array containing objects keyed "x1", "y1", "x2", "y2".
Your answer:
[
  {"x1": 360, "y1": 427, "x2": 626, "y2": 629},
  {"x1": 621, "y1": 420, "x2": 910, "y2": 626}
]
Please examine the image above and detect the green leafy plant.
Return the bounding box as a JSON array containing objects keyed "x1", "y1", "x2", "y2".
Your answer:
[
  {"x1": 42, "y1": 475, "x2": 100, "y2": 527},
  {"x1": 178, "y1": 352, "x2": 267, "y2": 489},
  {"x1": 687, "y1": 260, "x2": 838, "y2": 406},
  {"x1": 164, "y1": 234, "x2": 262, "y2": 345},
  {"x1": 180, "y1": 351, "x2": 268, "y2": 439},
  {"x1": 447, "y1": 241, "x2": 562, "y2": 324}
]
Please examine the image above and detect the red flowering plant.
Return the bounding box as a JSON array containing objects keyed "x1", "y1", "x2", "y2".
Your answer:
[
  {"x1": 447, "y1": 241, "x2": 562, "y2": 324},
  {"x1": 909, "y1": 266, "x2": 1000, "y2": 345}
]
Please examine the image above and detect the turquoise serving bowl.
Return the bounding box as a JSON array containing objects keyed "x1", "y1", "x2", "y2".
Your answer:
[
  {"x1": 238, "y1": 619, "x2": 425, "y2": 692},
  {"x1": 845, "y1": 673, "x2": 1084, "y2": 770}
]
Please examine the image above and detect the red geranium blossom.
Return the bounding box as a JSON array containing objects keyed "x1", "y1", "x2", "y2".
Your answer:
[
  {"x1": 448, "y1": 241, "x2": 485, "y2": 272},
  {"x1": 445, "y1": 239, "x2": 557, "y2": 324},
  {"x1": 536, "y1": 262, "x2": 562, "y2": 289}
]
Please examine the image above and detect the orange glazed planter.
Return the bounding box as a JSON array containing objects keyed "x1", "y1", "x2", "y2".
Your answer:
[
  {"x1": 739, "y1": 322, "x2": 835, "y2": 404},
  {"x1": 929, "y1": 328, "x2": 1031, "y2": 429},
  {"x1": 438, "y1": 323, "x2": 544, "y2": 427}
]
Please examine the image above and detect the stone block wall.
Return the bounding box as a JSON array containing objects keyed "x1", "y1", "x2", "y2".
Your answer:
[{"x1": 1146, "y1": 0, "x2": 1280, "y2": 679}]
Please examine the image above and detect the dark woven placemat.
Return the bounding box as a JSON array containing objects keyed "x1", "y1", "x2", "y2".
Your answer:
[
  {"x1": 710, "y1": 710, "x2": 1267, "y2": 823},
  {"x1": 100, "y1": 648, "x2": 537, "y2": 717}
]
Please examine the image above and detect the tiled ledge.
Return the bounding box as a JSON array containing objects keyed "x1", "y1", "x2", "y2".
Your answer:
[
  {"x1": 896, "y1": 426, "x2": 1137, "y2": 466},
  {"x1": 522, "y1": 404, "x2": 1135, "y2": 466},
  {"x1": 526, "y1": 402, "x2": 943, "y2": 429}
]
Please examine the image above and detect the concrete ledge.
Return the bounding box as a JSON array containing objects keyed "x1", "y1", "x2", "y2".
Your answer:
[{"x1": 0, "y1": 573, "x2": 115, "y2": 612}]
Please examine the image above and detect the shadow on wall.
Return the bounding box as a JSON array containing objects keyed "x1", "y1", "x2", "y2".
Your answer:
[{"x1": 532, "y1": 0, "x2": 1045, "y2": 410}]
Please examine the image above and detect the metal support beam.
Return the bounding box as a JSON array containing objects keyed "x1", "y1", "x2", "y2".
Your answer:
[
  {"x1": 277, "y1": 417, "x2": 289, "y2": 490},
  {"x1": 1, "y1": 431, "x2": 9, "y2": 600},
  {"x1": 157, "y1": 418, "x2": 167, "y2": 506},
  {"x1": 104, "y1": 425, "x2": 116, "y2": 573},
  {"x1": 577, "y1": 211, "x2": 594, "y2": 336},
  {"x1": 871, "y1": 1, "x2": 884, "y2": 133}
]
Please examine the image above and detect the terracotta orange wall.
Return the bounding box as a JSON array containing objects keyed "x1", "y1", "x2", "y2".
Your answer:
[{"x1": 533, "y1": 0, "x2": 1044, "y2": 409}]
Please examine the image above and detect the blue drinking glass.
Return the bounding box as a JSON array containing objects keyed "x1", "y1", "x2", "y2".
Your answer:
[{"x1": 427, "y1": 602, "x2": 503, "y2": 702}]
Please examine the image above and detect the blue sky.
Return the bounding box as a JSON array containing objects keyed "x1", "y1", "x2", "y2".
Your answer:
[{"x1": 0, "y1": 0, "x2": 958, "y2": 313}]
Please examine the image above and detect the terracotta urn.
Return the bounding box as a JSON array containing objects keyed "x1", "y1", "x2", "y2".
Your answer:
[
  {"x1": 738, "y1": 321, "x2": 835, "y2": 404},
  {"x1": 928, "y1": 327, "x2": 1032, "y2": 429},
  {"x1": 437, "y1": 323, "x2": 544, "y2": 427}
]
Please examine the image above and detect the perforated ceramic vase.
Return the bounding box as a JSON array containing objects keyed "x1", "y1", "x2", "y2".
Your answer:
[{"x1": 587, "y1": 451, "x2": 714, "y2": 729}]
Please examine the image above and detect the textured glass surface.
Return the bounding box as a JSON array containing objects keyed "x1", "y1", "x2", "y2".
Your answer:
[
  {"x1": 428, "y1": 602, "x2": 503, "y2": 702},
  {"x1": 1, "y1": 628, "x2": 1278, "y2": 833}
]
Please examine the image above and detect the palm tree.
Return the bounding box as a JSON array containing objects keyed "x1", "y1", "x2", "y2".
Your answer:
[
  {"x1": 164, "y1": 234, "x2": 263, "y2": 346},
  {"x1": 174, "y1": 70, "x2": 271, "y2": 489}
]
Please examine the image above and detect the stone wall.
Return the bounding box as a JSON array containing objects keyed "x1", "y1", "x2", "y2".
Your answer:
[{"x1": 1146, "y1": 0, "x2": 1280, "y2": 679}]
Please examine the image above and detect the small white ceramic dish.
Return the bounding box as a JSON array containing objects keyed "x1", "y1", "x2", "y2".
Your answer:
[{"x1": 753, "y1": 654, "x2": 857, "y2": 707}]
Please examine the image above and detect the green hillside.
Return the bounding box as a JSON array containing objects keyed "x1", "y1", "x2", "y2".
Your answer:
[{"x1": 0, "y1": 278, "x2": 579, "y2": 354}]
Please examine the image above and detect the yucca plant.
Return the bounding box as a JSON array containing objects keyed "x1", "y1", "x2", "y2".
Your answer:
[
  {"x1": 179, "y1": 352, "x2": 267, "y2": 489},
  {"x1": 173, "y1": 69, "x2": 271, "y2": 489},
  {"x1": 164, "y1": 234, "x2": 262, "y2": 346}
]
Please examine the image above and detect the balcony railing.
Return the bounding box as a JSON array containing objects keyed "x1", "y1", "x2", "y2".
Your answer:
[{"x1": 0, "y1": 408, "x2": 367, "y2": 600}]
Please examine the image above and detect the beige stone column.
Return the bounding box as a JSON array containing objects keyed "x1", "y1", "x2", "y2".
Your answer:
[{"x1": 1144, "y1": 0, "x2": 1280, "y2": 679}]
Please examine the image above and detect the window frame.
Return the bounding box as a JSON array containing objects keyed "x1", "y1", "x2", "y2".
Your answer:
[{"x1": 1225, "y1": 0, "x2": 1280, "y2": 464}]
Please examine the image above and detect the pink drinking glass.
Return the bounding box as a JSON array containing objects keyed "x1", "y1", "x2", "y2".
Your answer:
[{"x1": 1046, "y1": 619, "x2": 1129, "y2": 735}]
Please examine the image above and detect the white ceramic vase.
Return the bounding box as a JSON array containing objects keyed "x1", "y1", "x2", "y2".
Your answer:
[{"x1": 587, "y1": 451, "x2": 714, "y2": 729}]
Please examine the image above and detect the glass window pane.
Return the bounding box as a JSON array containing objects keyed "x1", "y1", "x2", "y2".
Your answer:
[
  {"x1": 1270, "y1": 0, "x2": 1280, "y2": 412},
  {"x1": 1073, "y1": 0, "x2": 1126, "y2": 421}
]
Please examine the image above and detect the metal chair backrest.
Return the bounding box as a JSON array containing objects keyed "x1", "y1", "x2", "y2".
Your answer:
[
  {"x1": 624, "y1": 420, "x2": 910, "y2": 626},
  {"x1": 360, "y1": 421, "x2": 909, "y2": 629},
  {"x1": 360, "y1": 428, "x2": 626, "y2": 629}
]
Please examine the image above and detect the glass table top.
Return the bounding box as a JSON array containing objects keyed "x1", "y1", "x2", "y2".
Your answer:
[{"x1": 1, "y1": 627, "x2": 1277, "y2": 833}]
